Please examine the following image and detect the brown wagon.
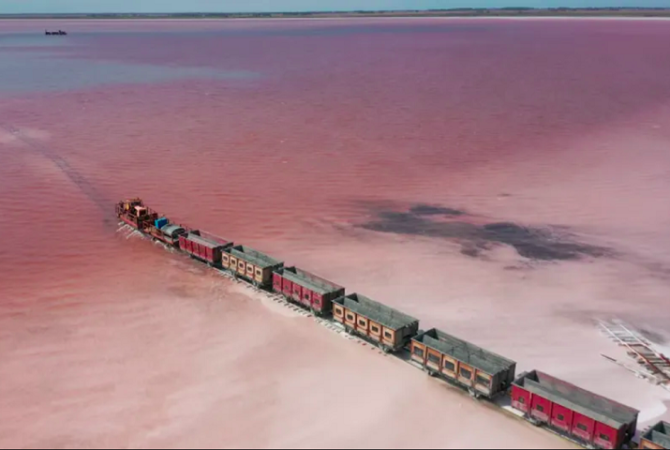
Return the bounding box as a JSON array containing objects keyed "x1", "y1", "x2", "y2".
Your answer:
[
  {"x1": 411, "y1": 328, "x2": 516, "y2": 399},
  {"x1": 223, "y1": 245, "x2": 283, "y2": 287},
  {"x1": 332, "y1": 293, "x2": 419, "y2": 353},
  {"x1": 640, "y1": 421, "x2": 669, "y2": 449}
]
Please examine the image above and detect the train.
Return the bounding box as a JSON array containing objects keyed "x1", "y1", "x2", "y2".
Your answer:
[{"x1": 116, "y1": 198, "x2": 666, "y2": 450}]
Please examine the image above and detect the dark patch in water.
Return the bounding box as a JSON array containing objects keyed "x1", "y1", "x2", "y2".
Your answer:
[
  {"x1": 460, "y1": 240, "x2": 491, "y2": 258},
  {"x1": 460, "y1": 244, "x2": 481, "y2": 258},
  {"x1": 552, "y1": 309, "x2": 603, "y2": 327},
  {"x1": 409, "y1": 204, "x2": 465, "y2": 216},
  {"x1": 359, "y1": 204, "x2": 610, "y2": 261}
]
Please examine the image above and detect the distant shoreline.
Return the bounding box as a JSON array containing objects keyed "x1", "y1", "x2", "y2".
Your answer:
[{"x1": 3, "y1": 8, "x2": 670, "y2": 20}]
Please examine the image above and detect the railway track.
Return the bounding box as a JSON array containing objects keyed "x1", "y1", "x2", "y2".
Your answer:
[
  {"x1": 598, "y1": 320, "x2": 670, "y2": 389},
  {"x1": 117, "y1": 223, "x2": 353, "y2": 332},
  {"x1": 1, "y1": 123, "x2": 112, "y2": 221},
  {"x1": 119, "y1": 222, "x2": 648, "y2": 449}
]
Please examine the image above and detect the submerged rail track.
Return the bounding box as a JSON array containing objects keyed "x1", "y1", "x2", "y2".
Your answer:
[{"x1": 0, "y1": 123, "x2": 111, "y2": 221}]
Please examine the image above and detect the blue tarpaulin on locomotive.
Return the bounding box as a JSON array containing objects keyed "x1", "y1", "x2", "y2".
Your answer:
[{"x1": 155, "y1": 217, "x2": 169, "y2": 229}]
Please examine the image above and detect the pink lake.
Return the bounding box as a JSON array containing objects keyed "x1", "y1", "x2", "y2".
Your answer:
[{"x1": 1, "y1": 17, "x2": 669, "y2": 448}]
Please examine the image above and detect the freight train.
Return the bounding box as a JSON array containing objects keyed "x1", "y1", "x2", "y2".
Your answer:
[{"x1": 116, "y1": 198, "x2": 664, "y2": 450}]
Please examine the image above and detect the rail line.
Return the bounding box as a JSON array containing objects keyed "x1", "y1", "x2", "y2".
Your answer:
[
  {"x1": 599, "y1": 320, "x2": 670, "y2": 388},
  {"x1": 117, "y1": 221, "x2": 594, "y2": 449},
  {"x1": 0, "y1": 123, "x2": 111, "y2": 220}
]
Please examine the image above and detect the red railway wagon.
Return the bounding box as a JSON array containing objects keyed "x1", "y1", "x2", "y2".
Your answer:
[
  {"x1": 511, "y1": 370, "x2": 639, "y2": 449},
  {"x1": 640, "y1": 421, "x2": 670, "y2": 449},
  {"x1": 272, "y1": 267, "x2": 344, "y2": 315},
  {"x1": 179, "y1": 230, "x2": 232, "y2": 266}
]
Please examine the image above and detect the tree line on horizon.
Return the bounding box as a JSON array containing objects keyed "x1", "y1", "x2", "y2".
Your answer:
[{"x1": 3, "y1": 7, "x2": 670, "y2": 19}]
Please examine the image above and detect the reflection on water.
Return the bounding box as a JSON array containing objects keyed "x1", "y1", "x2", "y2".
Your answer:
[
  {"x1": 0, "y1": 53, "x2": 259, "y2": 94},
  {"x1": 0, "y1": 33, "x2": 74, "y2": 47},
  {"x1": 0, "y1": 34, "x2": 259, "y2": 95}
]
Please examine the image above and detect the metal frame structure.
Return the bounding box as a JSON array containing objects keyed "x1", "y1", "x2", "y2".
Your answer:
[{"x1": 598, "y1": 320, "x2": 670, "y2": 388}]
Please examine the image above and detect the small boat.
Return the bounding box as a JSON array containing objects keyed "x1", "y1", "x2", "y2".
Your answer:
[{"x1": 45, "y1": 30, "x2": 67, "y2": 36}]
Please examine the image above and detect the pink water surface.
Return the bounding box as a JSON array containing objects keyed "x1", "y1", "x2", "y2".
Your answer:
[{"x1": 1, "y1": 18, "x2": 670, "y2": 448}]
